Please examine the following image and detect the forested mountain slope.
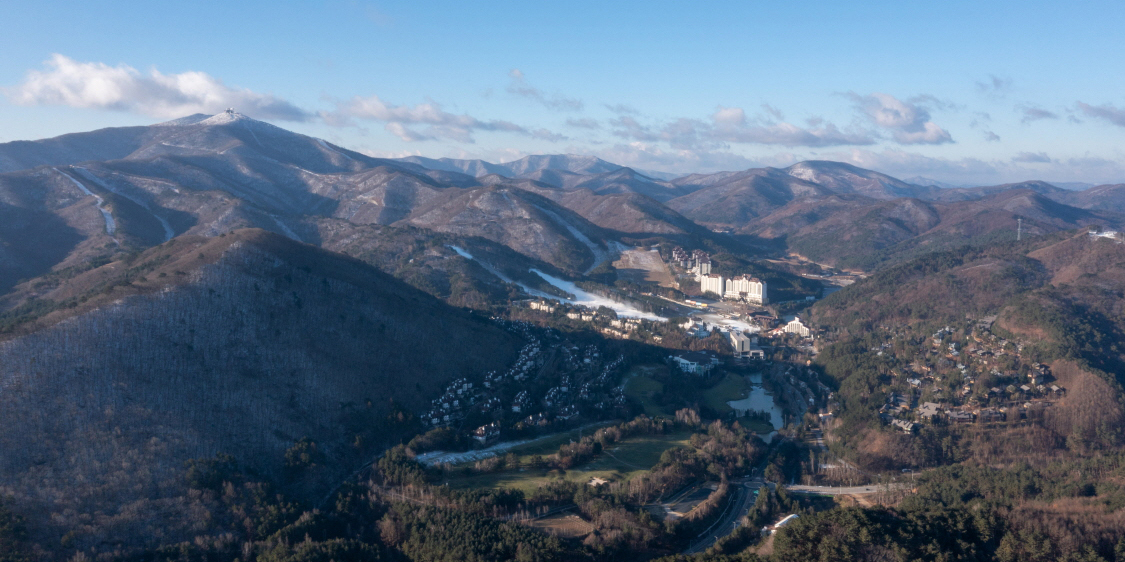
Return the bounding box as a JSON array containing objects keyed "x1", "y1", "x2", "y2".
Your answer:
[
  {"x1": 758, "y1": 189, "x2": 1122, "y2": 270},
  {"x1": 811, "y1": 231, "x2": 1125, "y2": 465},
  {"x1": 0, "y1": 229, "x2": 519, "y2": 548}
]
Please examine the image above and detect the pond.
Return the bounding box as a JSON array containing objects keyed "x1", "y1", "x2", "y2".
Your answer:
[{"x1": 726, "y1": 372, "x2": 785, "y2": 431}]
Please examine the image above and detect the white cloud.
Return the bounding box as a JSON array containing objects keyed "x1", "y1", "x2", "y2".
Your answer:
[
  {"x1": 507, "y1": 69, "x2": 583, "y2": 111},
  {"x1": 824, "y1": 148, "x2": 1125, "y2": 186},
  {"x1": 7, "y1": 54, "x2": 310, "y2": 121},
  {"x1": 1019, "y1": 106, "x2": 1059, "y2": 123},
  {"x1": 330, "y1": 94, "x2": 562, "y2": 143},
  {"x1": 530, "y1": 128, "x2": 569, "y2": 142},
  {"x1": 712, "y1": 106, "x2": 746, "y2": 125},
  {"x1": 1077, "y1": 102, "x2": 1125, "y2": 127},
  {"x1": 610, "y1": 106, "x2": 875, "y2": 150},
  {"x1": 709, "y1": 117, "x2": 875, "y2": 148},
  {"x1": 605, "y1": 103, "x2": 640, "y2": 115},
  {"x1": 975, "y1": 75, "x2": 1012, "y2": 95},
  {"x1": 592, "y1": 142, "x2": 760, "y2": 174},
  {"x1": 850, "y1": 92, "x2": 953, "y2": 145},
  {"x1": 1012, "y1": 152, "x2": 1051, "y2": 163},
  {"x1": 761, "y1": 103, "x2": 785, "y2": 121},
  {"x1": 565, "y1": 118, "x2": 600, "y2": 129}
]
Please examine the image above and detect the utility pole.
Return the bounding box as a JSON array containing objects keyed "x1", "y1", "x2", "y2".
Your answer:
[{"x1": 1017, "y1": 218, "x2": 1022, "y2": 241}]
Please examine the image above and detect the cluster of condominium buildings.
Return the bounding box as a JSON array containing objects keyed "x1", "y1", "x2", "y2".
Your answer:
[
  {"x1": 672, "y1": 247, "x2": 712, "y2": 276},
  {"x1": 700, "y1": 273, "x2": 768, "y2": 304},
  {"x1": 672, "y1": 246, "x2": 767, "y2": 304}
]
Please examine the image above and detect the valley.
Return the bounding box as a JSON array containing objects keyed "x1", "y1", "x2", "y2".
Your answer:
[{"x1": 0, "y1": 113, "x2": 1123, "y2": 562}]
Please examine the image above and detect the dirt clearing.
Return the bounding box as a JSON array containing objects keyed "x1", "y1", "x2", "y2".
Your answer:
[{"x1": 614, "y1": 248, "x2": 676, "y2": 288}]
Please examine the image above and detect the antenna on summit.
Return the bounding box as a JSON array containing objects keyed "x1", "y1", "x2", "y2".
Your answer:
[{"x1": 225, "y1": 108, "x2": 234, "y2": 115}]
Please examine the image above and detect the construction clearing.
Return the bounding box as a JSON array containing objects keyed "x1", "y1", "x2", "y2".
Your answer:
[{"x1": 613, "y1": 248, "x2": 677, "y2": 288}]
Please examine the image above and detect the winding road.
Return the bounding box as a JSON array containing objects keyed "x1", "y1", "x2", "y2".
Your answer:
[{"x1": 682, "y1": 479, "x2": 907, "y2": 554}]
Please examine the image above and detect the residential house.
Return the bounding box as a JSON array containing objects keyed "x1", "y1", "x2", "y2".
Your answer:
[
  {"x1": 473, "y1": 422, "x2": 501, "y2": 444},
  {"x1": 918, "y1": 402, "x2": 942, "y2": 421},
  {"x1": 948, "y1": 411, "x2": 975, "y2": 423}
]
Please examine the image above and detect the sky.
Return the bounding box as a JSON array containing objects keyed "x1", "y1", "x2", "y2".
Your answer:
[{"x1": 2, "y1": 0, "x2": 1125, "y2": 185}]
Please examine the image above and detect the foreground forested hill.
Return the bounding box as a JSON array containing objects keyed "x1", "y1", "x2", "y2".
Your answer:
[{"x1": 0, "y1": 229, "x2": 519, "y2": 550}]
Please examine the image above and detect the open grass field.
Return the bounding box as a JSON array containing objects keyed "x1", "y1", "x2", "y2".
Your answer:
[
  {"x1": 439, "y1": 430, "x2": 695, "y2": 494},
  {"x1": 739, "y1": 417, "x2": 775, "y2": 434},
  {"x1": 491, "y1": 423, "x2": 618, "y2": 466},
  {"x1": 701, "y1": 372, "x2": 749, "y2": 415},
  {"x1": 528, "y1": 512, "x2": 595, "y2": 538},
  {"x1": 624, "y1": 365, "x2": 670, "y2": 417}
]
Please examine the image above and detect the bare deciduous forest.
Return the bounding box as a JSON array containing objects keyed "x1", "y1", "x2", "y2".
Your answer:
[{"x1": 0, "y1": 231, "x2": 518, "y2": 549}]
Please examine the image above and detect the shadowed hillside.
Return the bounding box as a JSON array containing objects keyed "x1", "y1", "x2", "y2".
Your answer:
[{"x1": 0, "y1": 229, "x2": 519, "y2": 548}]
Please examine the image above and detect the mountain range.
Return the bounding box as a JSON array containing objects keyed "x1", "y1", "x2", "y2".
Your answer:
[
  {"x1": 1, "y1": 111, "x2": 1121, "y2": 302},
  {"x1": 1, "y1": 112, "x2": 1123, "y2": 555}
]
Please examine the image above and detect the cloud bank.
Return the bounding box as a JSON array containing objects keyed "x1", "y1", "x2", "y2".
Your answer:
[
  {"x1": 328, "y1": 94, "x2": 567, "y2": 143},
  {"x1": 7, "y1": 54, "x2": 310, "y2": 121},
  {"x1": 609, "y1": 106, "x2": 874, "y2": 150}
]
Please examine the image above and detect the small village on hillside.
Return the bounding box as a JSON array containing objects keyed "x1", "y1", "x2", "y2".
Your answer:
[{"x1": 857, "y1": 321, "x2": 1066, "y2": 434}]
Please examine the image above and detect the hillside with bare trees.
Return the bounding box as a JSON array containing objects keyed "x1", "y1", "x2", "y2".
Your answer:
[{"x1": 0, "y1": 229, "x2": 519, "y2": 548}]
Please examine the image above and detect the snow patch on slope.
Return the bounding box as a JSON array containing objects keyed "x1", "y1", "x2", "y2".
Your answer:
[
  {"x1": 529, "y1": 269, "x2": 666, "y2": 321},
  {"x1": 530, "y1": 203, "x2": 613, "y2": 274},
  {"x1": 74, "y1": 167, "x2": 174, "y2": 241},
  {"x1": 447, "y1": 245, "x2": 554, "y2": 298},
  {"x1": 55, "y1": 168, "x2": 116, "y2": 236},
  {"x1": 450, "y1": 244, "x2": 650, "y2": 321},
  {"x1": 318, "y1": 139, "x2": 354, "y2": 162},
  {"x1": 269, "y1": 215, "x2": 302, "y2": 242},
  {"x1": 198, "y1": 111, "x2": 249, "y2": 126}
]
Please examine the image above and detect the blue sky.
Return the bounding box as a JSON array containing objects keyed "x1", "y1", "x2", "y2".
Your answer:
[{"x1": 3, "y1": 0, "x2": 1125, "y2": 184}]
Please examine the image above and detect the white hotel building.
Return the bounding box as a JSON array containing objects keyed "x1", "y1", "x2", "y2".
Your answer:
[
  {"x1": 700, "y1": 274, "x2": 724, "y2": 297},
  {"x1": 700, "y1": 273, "x2": 767, "y2": 304},
  {"x1": 724, "y1": 275, "x2": 767, "y2": 304}
]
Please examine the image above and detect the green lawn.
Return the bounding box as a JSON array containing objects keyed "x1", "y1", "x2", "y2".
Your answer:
[
  {"x1": 624, "y1": 367, "x2": 668, "y2": 417},
  {"x1": 739, "y1": 418, "x2": 775, "y2": 434},
  {"x1": 439, "y1": 430, "x2": 694, "y2": 493},
  {"x1": 502, "y1": 423, "x2": 616, "y2": 464},
  {"x1": 701, "y1": 373, "x2": 750, "y2": 415}
]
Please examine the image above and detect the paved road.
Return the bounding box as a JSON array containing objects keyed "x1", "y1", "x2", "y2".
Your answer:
[
  {"x1": 683, "y1": 480, "x2": 756, "y2": 554},
  {"x1": 681, "y1": 480, "x2": 908, "y2": 554},
  {"x1": 787, "y1": 483, "x2": 909, "y2": 495}
]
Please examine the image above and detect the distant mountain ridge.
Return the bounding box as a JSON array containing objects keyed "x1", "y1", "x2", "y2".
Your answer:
[
  {"x1": 399, "y1": 153, "x2": 624, "y2": 178},
  {"x1": 0, "y1": 112, "x2": 1121, "y2": 290},
  {"x1": 0, "y1": 112, "x2": 621, "y2": 282}
]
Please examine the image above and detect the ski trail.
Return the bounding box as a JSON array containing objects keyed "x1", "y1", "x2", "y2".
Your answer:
[
  {"x1": 529, "y1": 268, "x2": 666, "y2": 321},
  {"x1": 55, "y1": 168, "x2": 116, "y2": 236},
  {"x1": 270, "y1": 215, "x2": 302, "y2": 242},
  {"x1": 318, "y1": 139, "x2": 354, "y2": 161},
  {"x1": 530, "y1": 203, "x2": 613, "y2": 274},
  {"x1": 447, "y1": 245, "x2": 555, "y2": 298},
  {"x1": 244, "y1": 121, "x2": 263, "y2": 147},
  {"x1": 73, "y1": 167, "x2": 175, "y2": 241}
]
